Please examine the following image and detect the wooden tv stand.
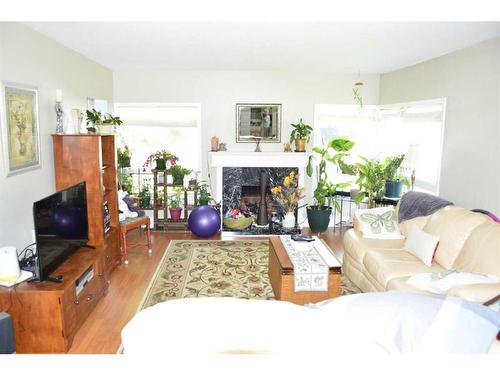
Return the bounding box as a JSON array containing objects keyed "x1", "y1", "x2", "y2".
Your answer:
[{"x1": 0, "y1": 240, "x2": 115, "y2": 353}]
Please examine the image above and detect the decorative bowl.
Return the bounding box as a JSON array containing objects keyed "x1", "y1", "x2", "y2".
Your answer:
[{"x1": 223, "y1": 216, "x2": 254, "y2": 230}]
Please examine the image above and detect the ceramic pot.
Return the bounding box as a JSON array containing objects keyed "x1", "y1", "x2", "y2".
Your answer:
[
  {"x1": 169, "y1": 207, "x2": 182, "y2": 221},
  {"x1": 98, "y1": 124, "x2": 115, "y2": 134},
  {"x1": 118, "y1": 156, "x2": 131, "y2": 168},
  {"x1": 385, "y1": 181, "x2": 404, "y2": 198},
  {"x1": 282, "y1": 212, "x2": 296, "y2": 228},
  {"x1": 294, "y1": 138, "x2": 306, "y2": 152},
  {"x1": 307, "y1": 206, "x2": 332, "y2": 233},
  {"x1": 172, "y1": 175, "x2": 184, "y2": 186},
  {"x1": 155, "y1": 159, "x2": 166, "y2": 170}
]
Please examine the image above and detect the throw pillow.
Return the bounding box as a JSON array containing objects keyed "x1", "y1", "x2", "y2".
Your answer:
[
  {"x1": 406, "y1": 270, "x2": 499, "y2": 295},
  {"x1": 354, "y1": 207, "x2": 403, "y2": 239},
  {"x1": 404, "y1": 226, "x2": 439, "y2": 267}
]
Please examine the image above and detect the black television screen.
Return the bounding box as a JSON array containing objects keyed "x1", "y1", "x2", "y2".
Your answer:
[{"x1": 33, "y1": 181, "x2": 89, "y2": 281}]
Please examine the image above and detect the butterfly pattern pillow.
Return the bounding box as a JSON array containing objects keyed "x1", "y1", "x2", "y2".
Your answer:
[{"x1": 355, "y1": 207, "x2": 404, "y2": 239}]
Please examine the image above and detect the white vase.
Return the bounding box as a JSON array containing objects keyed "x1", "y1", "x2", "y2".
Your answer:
[{"x1": 282, "y1": 212, "x2": 296, "y2": 228}]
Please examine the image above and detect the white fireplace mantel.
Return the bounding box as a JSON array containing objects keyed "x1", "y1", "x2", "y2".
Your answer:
[
  {"x1": 208, "y1": 151, "x2": 312, "y2": 233},
  {"x1": 208, "y1": 151, "x2": 311, "y2": 168}
]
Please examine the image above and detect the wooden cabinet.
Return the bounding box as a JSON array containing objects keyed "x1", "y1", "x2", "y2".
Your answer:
[
  {"x1": 52, "y1": 134, "x2": 121, "y2": 272},
  {"x1": 0, "y1": 247, "x2": 109, "y2": 353},
  {"x1": 0, "y1": 134, "x2": 121, "y2": 353}
]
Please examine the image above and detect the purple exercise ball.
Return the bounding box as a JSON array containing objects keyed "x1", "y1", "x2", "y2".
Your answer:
[{"x1": 188, "y1": 205, "x2": 221, "y2": 238}]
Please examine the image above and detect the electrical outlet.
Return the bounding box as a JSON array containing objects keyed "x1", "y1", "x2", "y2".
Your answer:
[{"x1": 32, "y1": 229, "x2": 36, "y2": 244}]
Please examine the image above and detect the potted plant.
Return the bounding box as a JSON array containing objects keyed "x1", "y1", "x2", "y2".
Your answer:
[
  {"x1": 352, "y1": 157, "x2": 386, "y2": 208},
  {"x1": 169, "y1": 187, "x2": 183, "y2": 221},
  {"x1": 197, "y1": 182, "x2": 214, "y2": 206},
  {"x1": 383, "y1": 154, "x2": 409, "y2": 198},
  {"x1": 188, "y1": 171, "x2": 200, "y2": 190},
  {"x1": 118, "y1": 170, "x2": 134, "y2": 194},
  {"x1": 289, "y1": 118, "x2": 313, "y2": 152},
  {"x1": 169, "y1": 165, "x2": 192, "y2": 186},
  {"x1": 306, "y1": 137, "x2": 353, "y2": 233},
  {"x1": 271, "y1": 171, "x2": 305, "y2": 228},
  {"x1": 143, "y1": 149, "x2": 178, "y2": 170},
  {"x1": 138, "y1": 184, "x2": 151, "y2": 208},
  {"x1": 85, "y1": 109, "x2": 123, "y2": 134},
  {"x1": 117, "y1": 145, "x2": 132, "y2": 167}
]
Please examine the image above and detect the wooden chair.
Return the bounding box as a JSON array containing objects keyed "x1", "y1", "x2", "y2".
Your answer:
[{"x1": 119, "y1": 216, "x2": 152, "y2": 264}]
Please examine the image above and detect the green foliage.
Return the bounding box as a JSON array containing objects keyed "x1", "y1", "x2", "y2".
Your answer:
[
  {"x1": 383, "y1": 154, "x2": 405, "y2": 181},
  {"x1": 306, "y1": 137, "x2": 354, "y2": 209},
  {"x1": 169, "y1": 187, "x2": 184, "y2": 208},
  {"x1": 197, "y1": 181, "x2": 214, "y2": 205},
  {"x1": 289, "y1": 118, "x2": 313, "y2": 143},
  {"x1": 353, "y1": 156, "x2": 386, "y2": 208},
  {"x1": 118, "y1": 171, "x2": 134, "y2": 194},
  {"x1": 138, "y1": 184, "x2": 151, "y2": 208},
  {"x1": 86, "y1": 109, "x2": 123, "y2": 133},
  {"x1": 169, "y1": 165, "x2": 192, "y2": 178},
  {"x1": 353, "y1": 87, "x2": 363, "y2": 108}
]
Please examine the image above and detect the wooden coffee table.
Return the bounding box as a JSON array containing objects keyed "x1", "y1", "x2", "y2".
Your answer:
[{"x1": 268, "y1": 237, "x2": 341, "y2": 305}]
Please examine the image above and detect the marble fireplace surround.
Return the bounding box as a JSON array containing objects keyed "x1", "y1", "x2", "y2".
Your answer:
[{"x1": 208, "y1": 152, "x2": 311, "y2": 234}]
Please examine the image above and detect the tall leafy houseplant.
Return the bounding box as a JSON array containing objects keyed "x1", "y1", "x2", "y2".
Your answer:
[
  {"x1": 289, "y1": 118, "x2": 313, "y2": 152},
  {"x1": 306, "y1": 137, "x2": 354, "y2": 233},
  {"x1": 353, "y1": 157, "x2": 386, "y2": 208}
]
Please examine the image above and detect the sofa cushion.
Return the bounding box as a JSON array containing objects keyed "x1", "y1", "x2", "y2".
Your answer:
[
  {"x1": 404, "y1": 226, "x2": 440, "y2": 267},
  {"x1": 363, "y1": 249, "x2": 445, "y2": 289},
  {"x1": 343, "y1": 229, "x2": 404, "y2": 265},
  {"x1": 398, "y1": 215, "x2": 431, "y2": 237},
  {"x1": 423, "y1": 206, "x2": 489, "y2": 269},
  {"x1": 387, "y1": 276, "x2": 435, "y2": 296},
  {"x1": 354, "y1": 207, "x2": 403, "y2": 239},
  {"x1": 452, "y1": 221, "x2": 500, "y2": 278}
]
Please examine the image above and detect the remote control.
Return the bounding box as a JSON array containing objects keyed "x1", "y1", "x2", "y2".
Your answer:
[{"x1": 291, "y1": 234, "x2": 315, "y2": 242}]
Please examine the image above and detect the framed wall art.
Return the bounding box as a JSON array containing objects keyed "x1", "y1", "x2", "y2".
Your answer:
[
  {"x1": 1, "y1": 82, "x2": 41, "y2": 176},
  {"x1": 235, "y1": 103, "x2": 282, "y2": 143}
]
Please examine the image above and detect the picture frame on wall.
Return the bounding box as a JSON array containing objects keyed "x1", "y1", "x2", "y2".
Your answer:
[
  {"x1": 1, "y1": 82, "x2": 41, "y2": 176},
  {"x1": 235, "y1": 103, "x2": 282, "y2": 143}
]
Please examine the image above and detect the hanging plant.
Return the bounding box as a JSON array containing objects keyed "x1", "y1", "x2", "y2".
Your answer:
[{"x1": 353, "y1": 80, "x2": 364, "y2": 108}]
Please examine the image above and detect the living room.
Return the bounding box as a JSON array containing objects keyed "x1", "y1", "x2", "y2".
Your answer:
[{"x1": 0, "y1": 1, "x2": 499, "y2": 372}]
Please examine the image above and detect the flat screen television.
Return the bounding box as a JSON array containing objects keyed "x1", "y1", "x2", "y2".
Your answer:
[{"x1": 33, "y1": 181, "x2": 89, "y2": 281}]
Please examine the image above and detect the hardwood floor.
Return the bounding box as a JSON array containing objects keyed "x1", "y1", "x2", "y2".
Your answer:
[{"x1": 67, "y1": 228, "x2": 346, "y2": 354}]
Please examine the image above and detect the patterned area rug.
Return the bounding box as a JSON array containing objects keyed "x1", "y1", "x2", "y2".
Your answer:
[{"x1": 140, "y1": 240, "x2": 360, "y2": 310}]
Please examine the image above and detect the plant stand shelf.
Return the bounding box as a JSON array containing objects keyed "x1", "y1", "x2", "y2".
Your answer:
[{"x1": 152, "y1": 169, "x2": 198, "y2": 231}]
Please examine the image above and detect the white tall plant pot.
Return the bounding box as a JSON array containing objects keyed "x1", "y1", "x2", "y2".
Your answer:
[{"x1": 282, "y1": 212, "x2": 296, "y2": 228}]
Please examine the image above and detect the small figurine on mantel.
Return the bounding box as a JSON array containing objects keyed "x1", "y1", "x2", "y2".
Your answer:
[
  {"x1": 211, "y1": 136, "x2": 219, "y2": 151},
  {"x1": 218, "y1": 142, "x2": 227, "y2": 152}
]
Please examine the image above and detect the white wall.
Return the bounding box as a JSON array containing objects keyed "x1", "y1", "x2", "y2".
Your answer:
[
  {"x1": 0, "y1": 23, "x2": 114, "y2": 250},
  {"x1": 379, "y1": 38, "x2": 500, "y2": 213},
  {"x1": 113, "y1": 70, "x2": 380, "y2": 199}
]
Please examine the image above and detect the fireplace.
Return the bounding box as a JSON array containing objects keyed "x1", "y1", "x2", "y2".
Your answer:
[
  {"x1": 208, "y1": 151, "x2": 311, "y2": 236},
  {"x1": 222, "y1": 167, "x2": 299, "y2": 234}
]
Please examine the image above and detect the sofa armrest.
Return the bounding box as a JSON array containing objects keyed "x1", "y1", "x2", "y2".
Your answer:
[
  {"x1": 344, "y1": 228, "x2": 405, "y2": 250},
  {"x1": 448, "y1": 283, "x2": 500, "y2": 304}
]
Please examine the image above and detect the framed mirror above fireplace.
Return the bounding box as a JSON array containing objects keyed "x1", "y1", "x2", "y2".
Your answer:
[{"x1": 235, "y1": 103, "x2": 282, "y2": 143}]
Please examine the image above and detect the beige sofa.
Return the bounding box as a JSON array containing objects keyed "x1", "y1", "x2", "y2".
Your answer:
[
  {"x1": 343, "y1": 205, "x2": 500, "y2": 303},
  {"x1": 343, "y1": 205, "x2": 500, "y2": 354}
]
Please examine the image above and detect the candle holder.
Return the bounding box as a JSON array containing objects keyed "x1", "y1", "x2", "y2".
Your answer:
[{"x1": 55, "y1": 102, "x2": 64, "y2": 134}]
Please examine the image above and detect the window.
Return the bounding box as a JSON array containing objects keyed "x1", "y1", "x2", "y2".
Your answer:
[
  {"x1": 114, "y1": 103, "x2": 201, "y2": 193},
  {"x1": 314, "y1": 99, "x2": 446, "y2": 195}
]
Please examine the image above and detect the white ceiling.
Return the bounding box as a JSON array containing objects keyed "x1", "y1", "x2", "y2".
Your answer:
[{"x1": 26, "y1": 22, "x2": 500, "y2": 73}]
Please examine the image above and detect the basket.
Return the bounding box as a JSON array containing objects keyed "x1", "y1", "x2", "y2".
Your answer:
[{"x1": 223, "y1": 216, "x2": 254, "y2": 230}]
